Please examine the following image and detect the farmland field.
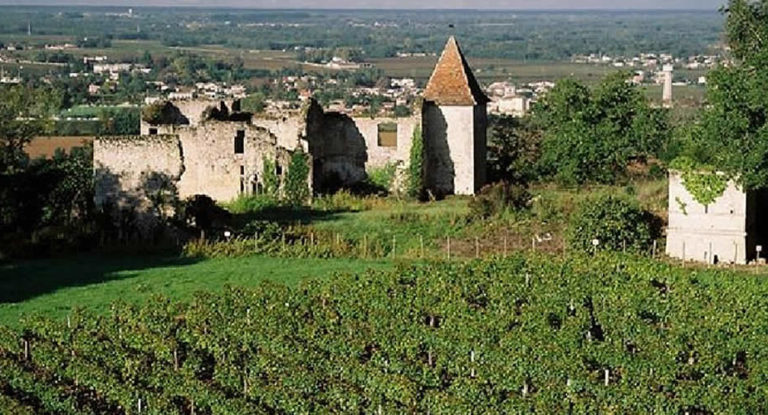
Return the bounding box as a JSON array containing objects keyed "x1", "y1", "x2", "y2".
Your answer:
[
  {"x1": 25, "y1": 136, "x2": 93, "y2": 158},
  {"x1": 0, "y1": 254, "x2": 393, "y2": 328}
]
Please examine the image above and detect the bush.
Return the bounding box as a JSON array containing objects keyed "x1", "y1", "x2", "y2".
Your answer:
[
  {"x1": 567, "y1": 194, "x2": 656, "y2": 253},
  {"x1": 284, "y1": 149, "x2": 311, "y2": 207},
  {"x1": 225, "y1": 194, "x2": 280, "y2": 214},
  {"x1": 468, "y1": 181, "x2": 531, "y2": 220},
  {"x1": 367, "y1": 163, "x2": 397, "y2": 192}
]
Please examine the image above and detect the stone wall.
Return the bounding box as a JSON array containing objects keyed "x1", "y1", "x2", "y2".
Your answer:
[
  {"x1": 351, "y1": 115, "x2": 420, "y2": 170},
  {"x1": 175, "y1": 121, "x2": 293, "y2": 202},
  {"x1": 423, "y1": 103, "x2": 478, "y2": 195},
  {"x1": 94, "y1": 134, "x2": 184, "y2": 207},
  {"x1": 666, "y1": 171, "x2": 749, "y2": 264}
]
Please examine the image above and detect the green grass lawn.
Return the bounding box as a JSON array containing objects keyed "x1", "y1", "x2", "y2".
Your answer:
[{"x1": 0, "y1": 254, "x2": 392, "y2": 328}]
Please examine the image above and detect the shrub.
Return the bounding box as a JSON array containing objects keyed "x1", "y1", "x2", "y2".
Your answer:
[
  {"x1": 284, "y1": 149, "x2": 311, "y2": 207},
  {"x1": 567, "y1": 194, "x2": 655, "y2": 253},
  {"x1": 468, "y1": 181, "x2": 531, "y2": 220},
  {"x1": 225, "y1": 193, "x2": 280, "y2": 214},
  {"x1": 367, "y1": 163, "x2": 397, "y2": 192},
  {"x1": 406, "y1": 126, "x2": 423, "y2": 198}
]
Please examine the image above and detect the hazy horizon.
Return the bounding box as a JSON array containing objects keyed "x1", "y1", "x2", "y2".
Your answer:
[{"x1": 0, "y1": 0, "x2": 725, "y2": 11}]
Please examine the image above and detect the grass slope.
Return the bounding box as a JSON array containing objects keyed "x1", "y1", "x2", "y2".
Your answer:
[{"x1": 0, "y1": 255, "x2": 392, "y2": 328}]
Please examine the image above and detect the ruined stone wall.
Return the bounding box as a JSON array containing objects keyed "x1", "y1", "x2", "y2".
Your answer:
[
  {"x1": 176, "y1": 121, "x2": 293, "y2": 202},
  {"x1": 94, "y1": 135, "x2": 185, "y2": 237},
  {"x1": 94, "y1": 135, "x2": 184, "y2": 207},
  {"x1": 351, "y1": 116, "x2": 420, "y2": 170},
  {"x1": 666, "y1": 171, "x2": 749, "y2": 264},
  {"x1": 423, "y1": 103, "x2": 477, "y2": 195},
  {"x1": 253, "y1": 115, "x2": 306, "y2": 151}
]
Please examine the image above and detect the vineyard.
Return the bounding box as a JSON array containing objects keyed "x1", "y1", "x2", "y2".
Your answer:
[{"x1": 1, "y1": 254, "x2": 767, "y2": 413}]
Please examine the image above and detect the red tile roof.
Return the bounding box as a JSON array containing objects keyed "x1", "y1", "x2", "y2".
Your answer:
[{"x1": 423, "y1": 36, "x2": 489, "y2": 106}]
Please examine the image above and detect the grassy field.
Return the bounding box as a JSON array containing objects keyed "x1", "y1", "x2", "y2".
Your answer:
[
  {"x1": 0, "y1": 255, "x2": 393, "y2": 328},
  {"x1": 0, "y1": 179, "x2": 668, "y2": 328},
  {"x1": 370, "y1": 56, "x2": 616, "y2": 84}
]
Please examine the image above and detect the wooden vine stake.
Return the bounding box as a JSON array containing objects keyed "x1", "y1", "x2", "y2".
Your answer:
[
  {"x1": 475, "y1": 237, "x2": 480, "y2": 258},
  {"x1": 522, "y1": 382, "x2": 528, "y2": 397},
  {"x1": 420, "y1": 235, "x2": 425, "y2": 258},
  {"x1": 138, "y1": 398, "x2": 142, "y2": 414},
  {"x1": 604, "y1": 369, "x2": 609, "y2": 386},
  {"x1": 23, "y1": 339, "x2": 29, "y2": 360},
  {"x1": 470, "y1": 349, "x2": 476, "y2": 378},
  {"x1": 652, "y1": 240, "x2": 657, "y2": 258},
  {"x1": 173, "y1": 349, "x2": 179, "y2": 371},
  {"x1": 392, "y1": 236, "x2": 397, "y2": 259},
  {"x1": 503, "y1": 235, "x2": 508, "y2": 257},
  {"x1": 447, "y1": 236, "x2": 451, "y2": 260}
]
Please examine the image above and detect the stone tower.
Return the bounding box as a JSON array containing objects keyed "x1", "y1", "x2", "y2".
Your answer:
[
  {"x1": 422, "y1": 36, "x2": 489, "y2": 196},
  {"x1": 662, "y1": 64, "x2": 674, "y2": 107}
]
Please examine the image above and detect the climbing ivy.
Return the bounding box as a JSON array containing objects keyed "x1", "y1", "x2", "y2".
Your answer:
[
  {"x1": 670, "y1": 156, "x2": 729, "y2": 206},
  {"x1": 406, "y1": 125, "x2": 423, "y2": 198}
]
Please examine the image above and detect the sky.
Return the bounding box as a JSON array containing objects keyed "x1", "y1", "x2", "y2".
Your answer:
[{"x1": 0, "y1": 0, "x2": 726, "y2": 10}]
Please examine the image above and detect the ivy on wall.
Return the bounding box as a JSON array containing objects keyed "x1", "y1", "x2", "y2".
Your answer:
[{"x1": 670, "y1": 156, "x2": 729, "y2": 207}]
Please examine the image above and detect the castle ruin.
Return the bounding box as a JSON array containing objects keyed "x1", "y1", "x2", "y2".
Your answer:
[{"x1": 93, "y1": 37, "x2": 488, "y2": 224}]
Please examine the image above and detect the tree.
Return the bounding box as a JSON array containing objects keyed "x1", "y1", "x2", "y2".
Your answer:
[
  {"x1": 0, "y1": 86, "x2": 58, "y2": 173},
  {"x1": 534, "y1": 73, "x2": 669, "y2": 185},
  {"x1": 676, "y1": 0, "x2": 768, "y2": 191},
  {"x1": 486, "y1": 115, "x2": 541, "y2": 184},
  {"x1": 723, "y1": 0, "x2": 768, "y2": 61},
  {"x1": 284, "y1": 149, "x2": 310, "y2": 207}
]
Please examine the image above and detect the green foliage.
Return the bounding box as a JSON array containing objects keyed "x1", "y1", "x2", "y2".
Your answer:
[
  {"x1": 567, "y1": 194, "x2": 656, "y2": 253},
  {"x1": 468, "y1": 181, "x2": 531, "y2": 220},
  {"x1": 487, "y1": 115, "x2": 541, "y2": 184},
  {"x1": 675, "y1": 2, "x2": 768, "y2": 191},
  {"x1": 261, "y1": 157, "x2": 279, "y2": 198},
  {"x1": 0, "y1": 85, "x2": 58, "y2": 172},
  {"x1": 534, "y1": 73, "x2": 669, "y2": 185},
  {"x1": 406, "y1": 125, "x2": 423, "y2": 198},
  {"x1": 225, "y1": 193, "x2": 280, "y2": 214},
  {"x1": 283, "y1": 149, "x2": 310, "y2": 207},
  {"x1": 367, "y1": 162, "x2": 397, "y2": 192},
  {"x1": 140, "y1": 101, "x2": 188, "y2": 125},
  {"x1": 3, "y1": 255, "x2": 768, "y2": 413},
  {"x1": 724, "y1": 0, "x2": 768, "y2": 61},
  {"x1": 669, "y1": 157, "x2": 730, "y2": 206},
  {"x1": 241, "y1": 93, "x2": 267, "y2": 114}
]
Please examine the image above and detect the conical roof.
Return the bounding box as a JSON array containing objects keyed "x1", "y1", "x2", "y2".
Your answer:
[{"x1": 423, "y1": 36, "x2": 489, "y2": 106}]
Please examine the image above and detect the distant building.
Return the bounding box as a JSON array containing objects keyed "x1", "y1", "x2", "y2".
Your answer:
[{"x1": 662, "y1": 65, "x2": 674, "y2": 107}]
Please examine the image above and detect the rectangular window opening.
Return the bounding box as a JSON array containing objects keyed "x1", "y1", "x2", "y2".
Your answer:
[
  {"x1": 149, "y1": 128, "x2": 158, "y2": 135},
  {"x1": 234, "y1": 130, "x2": 245, "y2": 154},
  {"x1": 377, "y1": 123, "x2": 398, "y2": 148}
]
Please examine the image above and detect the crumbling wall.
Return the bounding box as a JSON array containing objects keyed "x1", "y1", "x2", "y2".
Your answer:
[
  {"x1": 94, "y1": 134, "x2": 185, "y2": 237},
  {"x1": 177, "y1": 121, "x2": 291, "y2": 202},
  {"x1": 304, "y1": 100, "x2": 367, "y2": 192},
  {"x1": 666, "y1": 171, "x2": 749, "y2": 264},
  {"x1": 253, "y1": 115, "x2": 306, "y2": 151},
  {"x1": 350, "y1": 115, "x2": 420, "y2": 170}
]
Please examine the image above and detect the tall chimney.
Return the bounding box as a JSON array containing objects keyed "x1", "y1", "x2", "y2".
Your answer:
[{"x1": 662, "y1": 64, "x2": 673, "y2": 107}]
